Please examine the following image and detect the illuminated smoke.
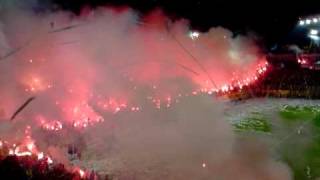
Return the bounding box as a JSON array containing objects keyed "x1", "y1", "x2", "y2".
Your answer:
[
  {"x1": 0, "y1": 6, "x2": 266, "y2": 126},
  {"x1": 0, "y1": 2, "x2": 290, "y2": 180}
]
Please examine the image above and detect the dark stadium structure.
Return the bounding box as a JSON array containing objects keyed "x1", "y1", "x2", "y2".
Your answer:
[{"x1": 227, "y1": 15, "x2": 320, "y2": 99}]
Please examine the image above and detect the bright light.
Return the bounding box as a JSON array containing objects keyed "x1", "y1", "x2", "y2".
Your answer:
[
  {"x1": 27, "y1": 143, "x2": 34, "y2": 151},
  {"x1": 202, "y1": 163, "x2": 206, "y2": 168},
  {"x1": 221, "y1": 85, "x2": 229, "y2": 92},
  {"x1": 15, "y1": 151, "x2": 32, "y2": 157},
  {"x1": 37, "y1": 152, "x2": 44, "y2": 160},
  {"x1": 310, "y1": 29, "x2": 318, "y2": 35},
  {"x1": 309, "y1": 35, "x2": 320, "y2": 41},
  {"x1": 306, "y1": 19, "x2": 311, "y2": 24},
  {"x1": 47, "y1": 157, "x2": 53, "y2": 164},
  {"x1": 313, "y1": 18, "x2": 318, "y2": 23},
  {"x1": 189, "y1": 31, "x2": 200, "y2": 40},
  {"x1": 9, "y1": 149, "x2": 14, "y2": 155},
  {"x1": 79, "y1": 169, "x2": 85, "y2": 178},
  {"x1": 299, "y1": 20, "x2": 305, "y2": 26}
]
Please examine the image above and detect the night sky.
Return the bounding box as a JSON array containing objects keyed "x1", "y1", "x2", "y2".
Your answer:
[{"x1": 50, "y1": 0, "x2": 320, "y2": 48}]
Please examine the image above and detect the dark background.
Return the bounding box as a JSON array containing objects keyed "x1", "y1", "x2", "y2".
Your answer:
[{"x1": 48, "y1": 0, "x2": 320, "y2": 48}]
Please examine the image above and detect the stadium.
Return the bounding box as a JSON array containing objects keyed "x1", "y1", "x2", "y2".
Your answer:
[
  {"x1": 1, "y1": 1, "x2": 320, "y2": 180},
  {"x1": 221, "y1": 15, "x2": 320, "y2": 100}
]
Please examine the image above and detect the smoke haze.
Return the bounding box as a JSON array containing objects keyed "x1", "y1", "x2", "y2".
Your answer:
[{"x1": 0, "y1": 1, "x2": 291, "y2": 179}]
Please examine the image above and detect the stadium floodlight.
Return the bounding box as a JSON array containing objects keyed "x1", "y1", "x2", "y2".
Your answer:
[
  {"x1": 299, "y1": 20, "x2": 305, "y2": 26},
  {"x1": 306, "y1": 19, "x2": 311, "y2": 24},
  {"x1": 310, "y1": 29, "x2": 318, "y2": 35},
  {"x1": 313, "y1": 18, "x2": 319, "y2": 23},
  {"x1": 189, "y1": 31, "x2": 200, "y2": 40}
]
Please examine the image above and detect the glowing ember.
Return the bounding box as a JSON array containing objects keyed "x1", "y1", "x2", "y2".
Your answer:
[
  {"x1": 27, "y1": 142, "x2": 34, "y2": 151},
  {"x1": 22, "y1": 75, "x2": 51, "y2": 93},
  {"x1": 38, "y1": 116, "x2": 63, "y2": 131},
  {"x1": 37, "y1": 152, "x2": 44, "y2": 160},
  {"x1": 79, "y1": 169, "x2": 85, "y2": 178},
  {"x1": 15, "y1": 151, "x2": 32, "y2": 157},
  {"x1": 47, "y1": 157, "x2": 53, "y2": 164}
]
